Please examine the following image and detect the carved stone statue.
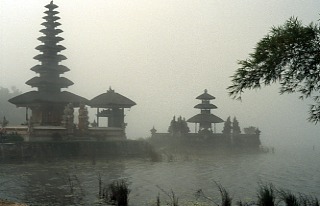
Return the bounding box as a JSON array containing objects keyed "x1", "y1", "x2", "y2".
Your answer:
[
  {"x1": 78, "y1": 103, "x2": 89, "y2": 134},
  {"x1": 62, "y1": 103, "x2": 74, "y2": 134}
]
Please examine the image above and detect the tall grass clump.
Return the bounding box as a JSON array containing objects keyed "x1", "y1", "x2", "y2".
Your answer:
[
  {"x1": 98, "y1": 177, "x2": 130, "y2": 206},
  {"x1": 156, "y1": 186, "x2": 179, "y2": 206},
  {"x1": 277, "y1": 189, "x2": 320, "y2": 206},
  {"x1": 278, "y1": 190, "x2": 299, "y2": 206},
  {"x1": 194, "y1": 183, "x2": 232, "y2": 206},
  {"x1": 156, "y1": 193, "x2": 161, "y2": 206},
  {"x1": 257, "y1": 184, "x2": 276, "y2": 206},
  {"x1": 216, "y1": 183, "x2": 232, "y2": 206},
  {"x1": 148, "y1": 147, "x2": 162, "y2": 162},
  {"x1": 298, "y1": 194, "x2": 319, "y2": 206}
]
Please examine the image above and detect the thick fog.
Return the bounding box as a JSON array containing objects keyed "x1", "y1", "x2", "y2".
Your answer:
[{"x1": 1, "y1": 0, "x2": 319, "y2": 147}]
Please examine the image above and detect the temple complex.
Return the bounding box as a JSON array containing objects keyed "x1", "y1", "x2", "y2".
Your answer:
[
  {"x1": 6, "y1": 1, "x2": 138, "y2": 141},
  {"x1": 3, "y1": 1, "x2": 261, "y2": 150},
  {"x1": 9, "y1": 1, "x2": 88, "y2": 127},
  {"x1": 150, "y1": 89, "x2": 261, "y2": 150},
  {"x1": 187, "y1": 89, "x2": 224, "y2": 133}
]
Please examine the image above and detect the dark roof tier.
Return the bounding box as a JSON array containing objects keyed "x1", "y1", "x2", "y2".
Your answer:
[
  {"x1": 194, "y1": 103, "x2": 217, "y2": 109},
  {"x1": 187, "y1": 113, "x2": 224, "y2": 124},
  {"x1": 33, "y1": 54, "x2": 67, "y2": 62},
  {"x1": 90, "y1": 88, "x2": 136, "y2": 108},
  {"x1": 35, "y1": 44, "x2": 66, "y2": 53},
  {"x1": 9, "y1": 91, "x2": 88, "y2": 107},
  {"x1": 196, "y1": 89, "x2": 215, "y2": 100},
  {"x1": 45, "y1": 1, "x2": 58, "y2": 9},
  {"x1": 37, "y1": 36, "x2": 64, "y2": 43},
  {"x1": 44, "y1": 10, "x2": 59, "y2": 15},
  {"x1": 31, "y1": 65, "x2": 70, "y2": 74},
  {"x1": 43, "y1": 15, "x2": 60, "y2": 22},
  {"x1": 40, "y1": 28, "x2": 63, "y2": 36},
  {"x1": 41, "y1": 21, "x2": 61, "y2": 28},
  {"x1": 26, "y1": 77, "x2": 73, "y2": 88}
]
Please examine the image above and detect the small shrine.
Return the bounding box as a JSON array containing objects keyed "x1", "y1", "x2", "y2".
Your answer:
[
  {"x1": 187, "y1": 89, "x2": 224, "y2": 133},
  {"x1": 9, "y1": 1, "x2": 88, "y2": 128},
  {"x1": 89, "y1": 88, "x2": 136, "y2": 139}
]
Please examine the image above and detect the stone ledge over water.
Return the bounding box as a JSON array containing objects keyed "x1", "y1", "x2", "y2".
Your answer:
[{"x1": 0, "y1": 140, "x2": 152, "y2": 162}]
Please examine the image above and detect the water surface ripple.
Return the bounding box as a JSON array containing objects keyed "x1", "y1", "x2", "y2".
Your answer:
[{"x1": 0, "y1": 148, "x2": 319, "y2": 205}]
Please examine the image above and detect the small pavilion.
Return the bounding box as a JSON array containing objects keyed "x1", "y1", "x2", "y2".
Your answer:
[
  {"x1": 187, "y1": 89, "x2": 224, "y2": 133},
  {"x1": 9, "y1": 1, "x2": 88, "y2": 127},
  {"x1": 90, "y1": 88, "x2": 136, "y2": 128}
]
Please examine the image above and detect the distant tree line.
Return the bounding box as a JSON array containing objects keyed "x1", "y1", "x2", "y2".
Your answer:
[
  {"x1": 0, "y1": 86, "x2": 25, "y2": 126},
  {"x1": 222, "y1": 116, "x2": 260, "y2": 135},
  {"x1": 168, "y1": 116, "x2": 190, "y2": 136}
]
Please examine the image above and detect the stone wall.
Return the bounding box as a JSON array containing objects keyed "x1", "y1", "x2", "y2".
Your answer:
[
  {"x1": 0, "y1": 140, "x2": 152, "y2": 162},
  {"x1": 149, "y1": 132, "x2": 261, "y2": 153}
]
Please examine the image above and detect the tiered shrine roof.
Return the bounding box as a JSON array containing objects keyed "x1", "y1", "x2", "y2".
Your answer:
[
  {"x1": 187, "y1": 89, "x2": 224, "y2": 124},
  {"x1": 90, "y1": 88, "x2": 136, "y2": 108}
]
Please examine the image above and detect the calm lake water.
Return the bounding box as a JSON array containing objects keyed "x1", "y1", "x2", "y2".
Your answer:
[{"x1": 1, "y1": 146, "x2": 320, "y2": 205}]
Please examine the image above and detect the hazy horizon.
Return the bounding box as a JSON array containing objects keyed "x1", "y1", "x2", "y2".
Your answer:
[{"x1": 1, "y1": 0, "x2": 320, "y2": 148}]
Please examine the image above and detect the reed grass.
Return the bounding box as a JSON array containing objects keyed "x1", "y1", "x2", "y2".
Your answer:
[
  {"x1": 95, "y1": 177, "x2": 320, "y2": 206},
  {"x1": 278, "y1": 190, "x2": 299, "y2": 206},
  {"x1": 216, "y1": 183, "x2": 232, "y2": 206},
  {"x1": 98, "y1": 177, "x2": 130, "y2": 206},
  {"x1": 148, "y1": 147, "x2": 162, "y2": 162},
  {"x1": 179, "y1": 185, "x2": 319, "y2": 206},
  {"x1": 298, "y1": 194, "x2": 319, "y2": 206},
  {"x1": 156, "y1": 186, "x2": 179, "y2": 206},
  {"x1": 257, "y1": 184, "x2": 276, "y2": 206}
]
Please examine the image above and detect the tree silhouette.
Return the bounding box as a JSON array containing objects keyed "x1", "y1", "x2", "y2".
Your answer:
[
  {"x1": 222, "y1": 116, "x2": 232, "y2": 134},
  {"x1": 232, "y1": 117, "x2": 241, "y2": 134},
  {"x1": 228, "y1": 17, "x2": 320, "y2": 123},
  {"x1": 0, "y1": 87, "x2": 25, "y2": 125},
  {"x1": 0, "y1": 116, "x2": 9, "y2": 128},
  {"x1": 168, "y1": 116, "x2": 190, "y2": 135}
]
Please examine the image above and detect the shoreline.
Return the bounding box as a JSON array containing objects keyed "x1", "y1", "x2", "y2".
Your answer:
[{"x1": 0, "y1": 199, "x2": 27, "y2": 206}]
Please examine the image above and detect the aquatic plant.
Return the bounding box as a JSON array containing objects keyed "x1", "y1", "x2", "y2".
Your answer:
[
  {"x1": 156, "y1": 193, "x2": 161, "y2": 206},
  {"x1": 194, "y1": 182, "x2": 232, "y2": 206},
  {"x1": 256, "y1": 184, "x2": 276, "y2": 206},
  {"x1": 99, "y1": 178, "x2": 130, "y2": 206},
  {"x1": 298, "y1": 194, "x2": 319, "y2": 206},
  {"x1": 169, "y1": 190, "x2": 179, "y2": 206},
  {"x1": 148, "y1": 146, "x2": 162, "y2": 162},
  {"x1": 236, "y1": 201, "x2": 255, "y2": 206},
  {"x1": 156, "y1": 186, "x2": 179, "y2": 206},
  {"x1": 278, "y1": 190, "x2": 299, "y2": 206},
  {"x1": 217, "y1": 183, "x2": 232, "y2": 206}
]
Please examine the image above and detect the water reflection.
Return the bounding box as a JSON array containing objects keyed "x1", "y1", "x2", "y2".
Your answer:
[
  {"x1": 0, "y1": 159, "x2": 127, "y2": 205},
  {"x1": 23, "y1": 165, "x2": 84, "y2": 205},
  {"x1": 1, "y1": 149, "x2": 320, "y2": 205}
]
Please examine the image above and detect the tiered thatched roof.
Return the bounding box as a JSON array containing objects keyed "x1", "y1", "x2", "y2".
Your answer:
[{"x1": 90, "y1": 88, "x2": 136, "y2": 108}]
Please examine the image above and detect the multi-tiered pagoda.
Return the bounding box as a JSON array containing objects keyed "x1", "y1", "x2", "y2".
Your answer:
[
  {"x1": 187, "y1": 89, "x2": 224, "y2": 133},
  {"x1": 9, "y1": 1, "x2": 88, "y2": 126}
]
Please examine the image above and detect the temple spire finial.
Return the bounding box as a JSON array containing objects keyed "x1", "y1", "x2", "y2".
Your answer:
[{"x1": 108, "y1": 86, "x2": 115, "y2": 93}]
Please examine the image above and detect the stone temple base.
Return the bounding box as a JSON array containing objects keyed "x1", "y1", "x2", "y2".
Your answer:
[
  {"x1": 2, "y1": 126, "x2": 125, "y2": 141},
  {"x1": 88, "y1": 127, "x2": 125, "y2": 140}
]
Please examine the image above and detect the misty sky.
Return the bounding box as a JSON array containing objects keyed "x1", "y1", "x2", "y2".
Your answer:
[{"x1": 1, "y1": 0, "x2": 320, "y2": 147}]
